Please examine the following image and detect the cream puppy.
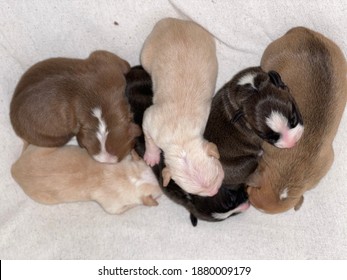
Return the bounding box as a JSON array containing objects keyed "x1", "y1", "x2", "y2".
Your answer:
[
  {"x1": 247, "y1": 27, "x2": 347, "y2": 213},
  {"x1": 140, "y1": 18, "x2": 224, "y2": 197},
  {"x1": 11, "y1": 144, "x2": 162, "y2": 214}
]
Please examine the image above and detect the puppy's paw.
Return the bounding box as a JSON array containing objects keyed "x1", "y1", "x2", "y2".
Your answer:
[
  {"x1": 144, "y1": 150, "x2": 160, "y2": 166},
  {"x1": 162, "y1": 167, "x2": 171, "y2": 187}
]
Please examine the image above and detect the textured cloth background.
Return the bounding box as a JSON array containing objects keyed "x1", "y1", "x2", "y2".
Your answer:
[{"x1": 0, "y1": 0, "x2": 346, "y2": 259}]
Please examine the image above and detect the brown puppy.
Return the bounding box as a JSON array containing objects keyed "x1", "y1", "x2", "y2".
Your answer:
[
  {"x1": 10, "y1": 50, "x2": 141, "y2": 163},
  {"x1": 247, "y1": 27, "x2": 347, "y2": 213},
  {"x1": 11, "y1": 144, "x2": 162, "y2": 214},
  {"x1": 140, "y1": 18, "x2": 224, "y2": 197}
]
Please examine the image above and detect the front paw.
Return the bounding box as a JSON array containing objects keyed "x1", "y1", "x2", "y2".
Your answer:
[{"x1": 144, "y1": 150, "x2": 160, "y2": 166}]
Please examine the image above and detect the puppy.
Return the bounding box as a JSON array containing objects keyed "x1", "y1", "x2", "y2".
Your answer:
[
  {"x1": 135, "y1": 136, "x2": 250, "y2": 226},
  {"x1": 10, "y1": 50, "x2": 141, "y2": 163},
  {"x1": 204, "y1": 66, "x2": 304, "y2": 186},
  {"x1": 247, "y1": 27, "x2": 347, "y2": 213},
  {"x1": 126, "y1": 66, "x2": 250, "y2": 226},
  {"x1": 140, "y1": 18, "x2": 224, "y2": 197},
  {"x1": 11, "y1": 144, "x2": 162, "y2": 214}
]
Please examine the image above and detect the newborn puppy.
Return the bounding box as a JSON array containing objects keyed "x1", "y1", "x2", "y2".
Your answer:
[
  {"x1": 10, "y1": 50, "x2": 141, "y2": 163},
  {"x1": 135, "y1": 137, "x2": 250, "y2": 226},
  {"x1": 11, "y1": 144, "x2": 162, "y2": 214},
  {"x1": 140, "y1": 18, "x2": 224, "y2": 197},
  {"x1": 126, "y1": 66, "x2": 250, "y2": 226},
  {"x1": 204, "y1": 66, "x2": 304, "y2": 186},
  {"x1": 247, "y1": 27, "x2": 347, "y2": 213}
]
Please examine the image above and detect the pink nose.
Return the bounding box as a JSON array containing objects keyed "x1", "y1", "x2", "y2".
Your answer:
[
  {"x1": 275, "y1": 138, "x2": 296, "y2": 149},
  {"x1": 283, "y1": 138, "x2": 297, "y2": 148},
  {"x1": 239, "y1": 201, "x2": 251, "y2": 211},
  {"x1": 276, "y1": 127, "x2": 303, "y2": 148}
]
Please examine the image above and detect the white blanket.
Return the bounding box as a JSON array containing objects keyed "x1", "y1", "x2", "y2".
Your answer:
[{"x1": 1, "y1": 0, "x2": 346, "y2": 259}]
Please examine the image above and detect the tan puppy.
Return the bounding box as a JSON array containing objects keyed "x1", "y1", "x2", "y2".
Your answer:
[
  {"x1": 11, "y1": 144, "x2": 162, "y2": 214},
  {"x1": 247, "y1": 27, "x2": 347, "y2": 213},
  {"x1": 140, "y1": 18, "x2": 224, "y2": 197}
]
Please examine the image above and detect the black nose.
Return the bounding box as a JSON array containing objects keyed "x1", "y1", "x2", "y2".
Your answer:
[{"x1": 268, "y1": 71, "x2": 287, "y2": 89}]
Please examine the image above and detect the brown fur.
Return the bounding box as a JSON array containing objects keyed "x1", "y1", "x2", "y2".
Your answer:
[
  {"x1": 10, "y1": 50, "x2": 141, "y2": 163},
  {"x1": 140, "y1": 18, "x2": 224, "y2": 197},
  {"x1": 205, "y1": 66, "x2": 303, "y2": 185},
  {"x1": 11, "y1": 144, "x2": 162, "y2": 214},
  {"x1": 247, "y1": 27, "x2": 347, "y2": 213}
]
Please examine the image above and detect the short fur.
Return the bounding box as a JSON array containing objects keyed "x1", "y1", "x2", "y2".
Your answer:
[
  {"x1": 205, "y1": 66, "x2": 303, "y2": 186},
  {"x1": 247, "y1": 27, "x2": 347, "y2": 213},
  {"x1": 10, "y1": 50, "x2": 141, "y2": 163},
  {"x1": 11, "y1": 144, "x2": 162, "y2": 214},
  {"x1": 126, "y1": 66, "x2": 250, "y2": 226},
  {"x1": 140, "y1": 18, "x2": 224, "y2": 197}
]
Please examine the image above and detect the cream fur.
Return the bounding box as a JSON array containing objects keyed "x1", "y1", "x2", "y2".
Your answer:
[
  {"x1": 140, "y1": 18, "x2": 224, "y2": 196},
  {"x1": 11, "y1": 145, "x2": 162, "y2": 214}
]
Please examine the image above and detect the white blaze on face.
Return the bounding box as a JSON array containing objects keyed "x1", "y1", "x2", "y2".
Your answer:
[
  {"x1": 266, "y1": 111, "x2": 304, "y2": 148},
  {"x1": 91, "y1": 107, "x2": 118, "y2": 163},
  {"x1": 237, "y1": 72, "x2": 257, "y2": 89}
]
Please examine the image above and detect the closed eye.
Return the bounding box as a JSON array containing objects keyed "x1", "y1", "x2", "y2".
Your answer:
[
  {"x1": 255, "y1": 129, "x2": 280, "y2": 144},
  {"x1": 289, "y1": 112, "x2": 298, "y2": 128},
  {"x1": 265, "y1": 131, "x2": 280, "y2": 144}
]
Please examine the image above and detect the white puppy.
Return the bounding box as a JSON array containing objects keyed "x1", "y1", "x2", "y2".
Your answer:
[{"x1": 140, "y1": 18, "x2": 224, "y2": 197}]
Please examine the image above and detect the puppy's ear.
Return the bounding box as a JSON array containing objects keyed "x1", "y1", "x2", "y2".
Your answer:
[
  {"x1": 129, "y1": 123, "x2": 142, "y2": 138},
  {"x1": 119, "y1": 59, "x2": 131, "y2": 75},
  {"x1": 294, "y1": 196, "x2": 304, "y2": 211},
  {"x1": 130, "y1": 149, "x2": 141, "y2": 161},
  {"x1": 162, "y1": 167, "x2": 171, "y2": 187},
  {"x1": 246, "y1": 170, "x2": 262, "y2": 188},
  {"x1": 142, "y1": 195, "x2": 159, "y2": 206},
  {"x1": 204, "y1": 141, "x2": 220, "y2": 159},
  {"x1": 268, "y1": 71, "x2": 287, "y2": 89}
]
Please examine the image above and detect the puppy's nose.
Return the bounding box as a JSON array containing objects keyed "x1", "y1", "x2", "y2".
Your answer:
[{"x1": 275, "y1": 123, "x2": 304, "y2": 148}]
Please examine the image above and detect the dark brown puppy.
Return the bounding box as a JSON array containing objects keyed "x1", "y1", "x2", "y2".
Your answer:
[
  {"x1": 205, "y1": 66, "x2": 304, "y2": 186},
  {"x1": 10, "y1": 50, "x2": 141, "y2": 163},
  {"x1": 126, "y1": 66, "x2": 250, "y2": 226}
]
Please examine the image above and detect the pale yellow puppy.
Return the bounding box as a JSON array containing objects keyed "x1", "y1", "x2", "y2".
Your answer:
[
  {"x1": 140, "y1": 18, "x2": 224, "y2": 197},
  {"x1": 11, "y1": 144, "x2": 162, "y2": 214}
]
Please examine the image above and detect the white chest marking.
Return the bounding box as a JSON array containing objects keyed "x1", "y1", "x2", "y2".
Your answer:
[{"x1": 279, "y1": 188, "x2": 288, "y2": 200}]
